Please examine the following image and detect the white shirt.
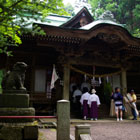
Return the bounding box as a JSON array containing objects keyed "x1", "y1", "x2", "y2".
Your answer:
[
  {"x1": 73, "y1": 89, "x2": 82, "y2": 98},
  {"x1": 81, "y1": 82, "x2": 91, "y2": 91},
  {"x1": 88, "y1": 93, "x2": 101, "y2": 107},
  {"x1": 80, "y1": 92, "x2": 90, "y2": 105},
  {"x1": 70, "y1": 83, "x2": 76, "y2": 92}
]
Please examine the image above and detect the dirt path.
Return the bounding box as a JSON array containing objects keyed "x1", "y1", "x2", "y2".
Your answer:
[{"x1": 39, "y1": 121, "x2": 140, "y2": 140}]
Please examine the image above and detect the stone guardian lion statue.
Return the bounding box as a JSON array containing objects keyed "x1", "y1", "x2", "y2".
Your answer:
[{"x1": 2, "y1": 62, "x2": 28, "y2": 92}]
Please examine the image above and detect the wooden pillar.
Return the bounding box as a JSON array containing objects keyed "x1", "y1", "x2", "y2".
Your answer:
[
  {"x1": 121, "y1": 69, "x2": 132, "y2": 118},
  {"x1": 121, "y1": 69, "x2": 127, "y2": 95},
  {"x1": 63, "y1": 65, "x2": 70, "y2": 100}
]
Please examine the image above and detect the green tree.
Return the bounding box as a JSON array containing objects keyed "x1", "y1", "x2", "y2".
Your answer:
[
  {"x1": 0, "y1": 0, "x2": 66, "y2": 55},
  {"x1": 89, "y1": 0, "x2": 140, "y2": 37},
  {"x1": 64, "y1": 3, "x2": 75, "y2": 16}
]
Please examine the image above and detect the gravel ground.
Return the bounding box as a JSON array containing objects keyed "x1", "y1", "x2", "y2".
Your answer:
[{"x1": 39, "y1": 121, "x2": 140, "y2": 140}]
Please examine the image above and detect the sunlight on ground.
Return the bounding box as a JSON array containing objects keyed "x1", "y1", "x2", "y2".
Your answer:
[{"x1": 38, "y1": 131, "x2": 46, "y2": 140}]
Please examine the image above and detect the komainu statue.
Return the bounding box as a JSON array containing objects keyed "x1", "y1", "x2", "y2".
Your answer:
[{"x1": 2, "y1": 62, "x2": 28, "y2": 92}]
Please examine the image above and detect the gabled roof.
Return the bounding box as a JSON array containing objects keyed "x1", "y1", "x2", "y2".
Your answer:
[
  {"x1": 25, "y1": 21, "x2": 140, "y2": 47},
  {"x1": 61, "y1": 7, "x2": 94, "y2": 28},
  {"x1": 43, "y1": 14, "x2": 71, "y2": 26},
  {"x1": 80, "y1": 20, "x2": 123, "y2": 30},
  {"x1": 22, "y1": 22, "x2": 140, "y2": 68},
  {"x1": 32, "y1": 14, "x2": 71, "y2": 27}
]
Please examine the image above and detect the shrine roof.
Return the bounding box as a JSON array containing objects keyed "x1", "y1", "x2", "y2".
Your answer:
[
  {"x1": 31, "y1": 14, "x2": 71, "y2": 27},
  {"x1": 41, "y1": 14, "x2": 71, "y2": 26},
  {"x1": 80, "y1": 20, "x2": 123, "y2": 30},
  {"x1": 20, "y1": 7, "x2": 93, "y2": 28},
  {"x1": 22, "y1": 8, "x2": 140, "y2": 47},
  {"x1": 60, "y1": 7, "x2": 94, "y2": 28}
]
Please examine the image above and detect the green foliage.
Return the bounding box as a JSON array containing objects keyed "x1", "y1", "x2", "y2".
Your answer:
[
  {"x1": 64, "y1": 3, "x2": 75, "y2": 16},
  {"x1": 104, "y1": 82, "x2": 112, "y2": 105},
  {"x1": 0, "y1": 0, "x2": 66, "y2": 55},
  {"x1": 133, "y1": 29, "x2": 140, "y2": 38},
  {"x1": 98, "y1": 10, "x2": 116, "y2": 22},
  {"x1": 89, "y1": 0, "x2": 140, "y2": 37}
]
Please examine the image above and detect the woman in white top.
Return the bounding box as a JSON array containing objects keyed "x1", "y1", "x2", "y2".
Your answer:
[
  {"x1": 80, "y1": 87, "x2": 90, "y2": 120},
  {"x1": 88, "y1": 89, "x2": 101, "y2": 120}
]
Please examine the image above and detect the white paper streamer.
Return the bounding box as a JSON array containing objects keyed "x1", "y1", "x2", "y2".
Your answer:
[
  {"x1": 106, "y1": 76, "x2": 109, "y2": 83},
  {"x1": 99, "y1": 77, "x2": 102, "y2": 84}
]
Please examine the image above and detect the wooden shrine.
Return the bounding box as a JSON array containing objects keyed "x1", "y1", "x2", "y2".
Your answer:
[{"x1": 0, "y1": 7, "x2": 140, "y2": 115}]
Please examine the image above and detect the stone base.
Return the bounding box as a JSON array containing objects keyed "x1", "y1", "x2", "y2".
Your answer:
[
  {"x1": 3, "y1": 90, "x2": 27, "y2": 94},
  {"x1": 0, "y1": 126, "x2": 23, "y2": 140},
  {"x1": 0, "y1": 94, "x2": 29, "y2": 108},
  {"x1": 0, "y1": 123, "x2": 38, "y2": 140},
  {"x1": 0, "y1": 108, "x2": 35, "y2": 123},
  {"x1": 24, "y1": 126, "x2": 38, "y2": 140}
]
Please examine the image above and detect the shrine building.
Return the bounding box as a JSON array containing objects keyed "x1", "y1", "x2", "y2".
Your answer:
[{"x1": 0, "y1": 7, "x2": 140, "y2": 116}]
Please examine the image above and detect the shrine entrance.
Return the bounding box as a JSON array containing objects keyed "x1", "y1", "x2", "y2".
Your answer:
[{"x1": 69, "y1": 65, "x2": 121, "y2": 118}]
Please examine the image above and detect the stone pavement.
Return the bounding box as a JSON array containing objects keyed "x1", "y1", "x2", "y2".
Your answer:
[{"x1": 39, "y1": 119, "x2": 140, "y2": 140}]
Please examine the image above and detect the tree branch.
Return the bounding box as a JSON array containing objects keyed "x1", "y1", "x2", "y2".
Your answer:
[{"x1": 0, "y1": 0, "x2": 25, "y2": 14}]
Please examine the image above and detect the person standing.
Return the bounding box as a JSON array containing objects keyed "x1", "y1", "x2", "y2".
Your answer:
[
  {"x1": 73, "y1": 86, "x2": 82, "y2": 103},
  {"x1": 111, "y1": 87, "x2": 123, "y2": 121},
  {"x1": 88, "y1": 89, "x2": 101, "y2": 121},
  {"x1": 130, "y1": 90, "x2": 138, "y2": 120},
  {"x1": 80, "y1": 87, "x2": 90, "y2": 120},
  {"x1": 73, "y1": 86, "x2": 82, "y2": 117},
  {"x1": 81, "y1": 80, "x2": 91, "y2": 92}
]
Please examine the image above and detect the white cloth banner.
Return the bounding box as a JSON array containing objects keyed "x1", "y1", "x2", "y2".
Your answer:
[
  {"x1": 50, "y1": 65, "x2": 59, "y2": 89},
  {"x1": 99, "y1": 77, "x2": 102, "y2": 84}
]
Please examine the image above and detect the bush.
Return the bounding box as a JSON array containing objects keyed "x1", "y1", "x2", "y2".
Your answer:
[{"x1": 104, "y1": 82, "x2": 112, "y2": 106}]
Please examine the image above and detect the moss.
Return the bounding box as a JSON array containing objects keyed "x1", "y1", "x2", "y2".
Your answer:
[
  {"x1": 0, "y1": 107, "x2": 35, "y2": 123},
  {"x1": 0, "y1": 126, "x2": 23, "y2": 140}
]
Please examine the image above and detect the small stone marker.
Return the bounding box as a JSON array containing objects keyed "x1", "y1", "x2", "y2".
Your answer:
[
  {"x1": 57, "y1": 100, "x2": 70, "y2": 140},
  {"x1": 75, "y1": 124, "x2": 91, "y2": 140}
]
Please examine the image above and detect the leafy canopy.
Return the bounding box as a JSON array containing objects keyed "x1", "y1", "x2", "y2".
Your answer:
[
  {"x1": 0, "y1": 0, "x2": 66, "y2": 55},
  {"x1": 89, "y1": 0, "x2": 140, "y2": 37}
]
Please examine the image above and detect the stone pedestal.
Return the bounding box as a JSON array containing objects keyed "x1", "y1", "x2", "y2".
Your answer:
[
  {"x1": 0, "y1": 93, "x2": 35, "y2": 122},
  {"x1": 0, "y1": 108, "x2": 35, "y2": 123},
  {"x1": 24, "y1": 125, "x2": 38, "y2": 140},
  {"x1": 0, "y1": 94, "x2": 29, "y2": 108},
  {"x1": 0, "y1": 126, "x2": 23, "y2": 140},
  {"x1": 0, "y1": 123, "x2": 38, "y2": 140},
  {"x1": 0, "y1": 92, "x2": 38, "y2": 139}
]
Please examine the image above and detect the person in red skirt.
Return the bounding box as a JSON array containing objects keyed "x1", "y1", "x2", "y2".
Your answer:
[
  {"x1": 88, "y1": 89, "x2": 101, "y2": 121},
  {"x1": 80, "y1": 87, "x2": 90, "y2": 120}
]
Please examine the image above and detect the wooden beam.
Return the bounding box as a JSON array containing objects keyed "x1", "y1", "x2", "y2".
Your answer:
[{"x1": 68, "y1": 57, "x2": 122, "y2": 68}]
